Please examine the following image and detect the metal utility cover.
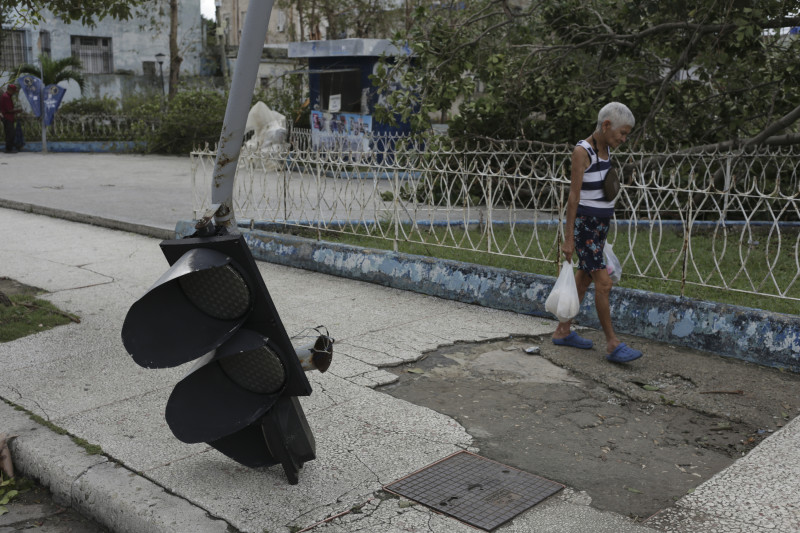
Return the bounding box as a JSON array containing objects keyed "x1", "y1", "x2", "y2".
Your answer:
[{"x1": 384, "y1": 451, "x2": 563, "y2": 531}]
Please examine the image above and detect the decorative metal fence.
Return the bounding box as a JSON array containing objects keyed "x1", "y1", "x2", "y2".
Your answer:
[
  {"x1": 18, "y1": 113, "x2": 158, "y2": 142},
  {"x1": 191, "y1": 129, "x2": 800, "y2": 305}
]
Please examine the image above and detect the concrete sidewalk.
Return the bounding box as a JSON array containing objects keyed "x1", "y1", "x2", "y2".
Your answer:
[{"x1": 1, "y1": 152, "x2": 799, "y2": 532}]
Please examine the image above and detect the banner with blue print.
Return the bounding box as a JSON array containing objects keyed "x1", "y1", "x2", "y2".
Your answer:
[
  {"x1": 43, "y1": 84, "x2": 66, "y2": 126},
  {"x1": 17, "y1": 75, "x2": 43, "y2": 118},
  {"x1": 16, "y1": 75, "x2": 67, "y2": 125}
]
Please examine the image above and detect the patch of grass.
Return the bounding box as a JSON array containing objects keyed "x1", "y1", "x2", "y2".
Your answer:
[
  {"x1": 286, "y1": 223, "x2": 799, "y2": 315},
  {"x1": 71, "y1": 437, "x2": 103, "y2": 455},
  {"x1": 0, "y1": 294, "x2": 79, "y2": 343},
  {"x1": 2, "y1": 400, "x2": 105, "y2": 457}
]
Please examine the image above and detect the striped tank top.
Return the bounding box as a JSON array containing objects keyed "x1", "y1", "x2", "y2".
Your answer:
[{"x1": 576, "y1": 139, "x2": 614, "y2": 218}]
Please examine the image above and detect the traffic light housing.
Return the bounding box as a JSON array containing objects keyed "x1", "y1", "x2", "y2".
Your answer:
[{"x1": 122, "y1": 229, "x2": 324, "y2": 484}]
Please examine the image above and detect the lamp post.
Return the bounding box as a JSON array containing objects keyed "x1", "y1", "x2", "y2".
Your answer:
[{"x1": 155, "y1": 53, "x2": 166, "y2": 96}]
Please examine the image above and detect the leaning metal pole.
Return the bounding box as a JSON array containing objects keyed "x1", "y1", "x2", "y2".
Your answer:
[{"x1": 198, "y1": 0, "x2": 274, "y2": 233}]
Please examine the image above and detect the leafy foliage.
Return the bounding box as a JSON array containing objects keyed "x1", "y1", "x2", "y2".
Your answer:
[
  {"x1": 0, "y1": 475, "x2": 34, "y2": 516},
  {"x1": 373, "y1": 0, "x2": 800, "y2": 148},
  {"x1": 275, "y1": 0, "x2": 403, "y2": 40},
  {"x1": 0, "y1": 0, "x2": 142, "y2": 28},
  {"x1": 129, "y1": 86, "x2": 227, "y2": 154},
  {"x1": 59, "y1": 95, "x2": 120, "y2": 115},
  {"x1": 17, "y1": 54, "x2": 86, "y2": 91}
]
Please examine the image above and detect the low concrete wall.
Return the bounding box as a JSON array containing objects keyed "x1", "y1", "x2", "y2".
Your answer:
[{"x1": 175, "y1": 220, "x2": 800, "y2": 372}]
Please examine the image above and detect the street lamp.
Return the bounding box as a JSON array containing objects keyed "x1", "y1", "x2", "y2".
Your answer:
[{"x1": 155, "y1": 53, "x2": 165, "y2": 96}]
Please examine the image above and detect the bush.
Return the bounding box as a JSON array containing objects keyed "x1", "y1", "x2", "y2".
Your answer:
[
  {"x1": 30, "y1": 82, "x2": 311, "y2": 154},
  {"x1": 130, "y1": 87, "x2": 227, "y2": 154},
  {"x1": 59, "y1": 96, "x2": 120, "y2": 115}
]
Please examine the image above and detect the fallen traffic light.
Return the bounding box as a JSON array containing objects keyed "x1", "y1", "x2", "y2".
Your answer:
[{"x1": 121, "y1": 228, "x2": 332, "y2": 484}]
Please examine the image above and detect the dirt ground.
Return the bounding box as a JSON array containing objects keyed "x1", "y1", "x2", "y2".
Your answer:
[
  {"x1": 378, "y1": 330, "x2": 800, "y2": 522},
  {"x1": 0, "y1": 277, "x2": 41, "y2": 297}
]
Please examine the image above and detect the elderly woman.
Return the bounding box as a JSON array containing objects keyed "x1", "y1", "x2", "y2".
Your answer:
[{"x1": 551, "y1": 102, "x2": 643, "y2": 363}]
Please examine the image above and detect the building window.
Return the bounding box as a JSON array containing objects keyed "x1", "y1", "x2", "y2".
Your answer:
[
  {"x1": 0, "y1": 30, "x2": 26, "y2": 70},
  {"x1": 70, "y1": 35, "x2": 113, "y2": 74},
  {"x1": 143, "y1": 61, "x2": 156, "y2": 78},
  {"x1": 320, "y1": 69, "x2": 361, "y2": 113},
  {"x1": 39, "y1": 30, "x2": 51, "y2": 57}
]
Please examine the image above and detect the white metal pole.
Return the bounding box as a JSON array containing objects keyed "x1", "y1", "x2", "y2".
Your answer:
[
  {"x1": 39, "y1": 63, "x2": 47, "y2": 154},
  {"x1": 208, "y1": 0, "x2": 274, "y2": 232}
]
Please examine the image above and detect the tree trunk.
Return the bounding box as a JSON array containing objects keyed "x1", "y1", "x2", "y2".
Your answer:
[{"x1": 168, "y1": 0, "x2": 183, "y2": 100}]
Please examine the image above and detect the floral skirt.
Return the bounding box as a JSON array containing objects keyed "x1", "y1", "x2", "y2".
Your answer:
[{"x1": 574, "y1": 215, "x2": 610, "y2": 272}]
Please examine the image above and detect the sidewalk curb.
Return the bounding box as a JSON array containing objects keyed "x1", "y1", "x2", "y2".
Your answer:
[
  {"x1": 0, "y1": 198, "x2": 173, "y2": 240},
  {"x1": 0, "y1": 401, "x2": 230, "y2": 533}
]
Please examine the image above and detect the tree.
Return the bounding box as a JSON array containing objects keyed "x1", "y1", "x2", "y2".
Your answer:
[
  {"x1": 0, "y1": 0, "x2": 143, "y2": 27},
  {"x1": 167, "y1": 0, "x2": 181, "y2": 100},
  {"x1": 373, "y1": 0, "x2": 800, "y2": 150},
  {"x1": 276, "y1": 0, "x2": 401, "y2": 41},
  {"x1": 17, "y1": 54, "x2": 86, "y2": 92},
  {"x1": 132, "y1": 0, "x2": 187, "y2": 100}
]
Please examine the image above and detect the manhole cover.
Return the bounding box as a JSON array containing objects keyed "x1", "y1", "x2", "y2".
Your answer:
[{"x1": 383, "y1": 451, "x2": 563, "y2": 531}]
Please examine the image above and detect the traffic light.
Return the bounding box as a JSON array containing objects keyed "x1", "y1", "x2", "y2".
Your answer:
[{"x1": 121, "y1": 227, "x2": 332, "y2": 484}]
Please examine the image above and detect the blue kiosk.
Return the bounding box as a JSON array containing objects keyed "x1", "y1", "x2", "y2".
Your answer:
[{"x1": 288, "y1": 38, "x2": 412, "y2": 146}]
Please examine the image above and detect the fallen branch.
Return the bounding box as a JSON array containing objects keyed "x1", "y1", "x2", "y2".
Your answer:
[{"x1": 699, "y1": 390, "x2": 744, "y2": 395}]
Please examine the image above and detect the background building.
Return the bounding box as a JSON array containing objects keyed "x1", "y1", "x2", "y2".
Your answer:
[{"x1": 1, "y1": 1, "x2": 205, "y2": 103}]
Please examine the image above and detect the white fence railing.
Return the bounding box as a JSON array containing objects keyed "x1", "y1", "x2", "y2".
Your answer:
[{"x1": 191, "y1": 130, "x2": 800, "y2": 305}]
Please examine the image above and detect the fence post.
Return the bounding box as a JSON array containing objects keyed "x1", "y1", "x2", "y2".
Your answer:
[
  {"x1": 486, "y1": 174, "x2": 493, "y2": 254},
  {"x1": 315, "y1": 152, "x2": 323, "y2": 241},
  {"x1": 392, "y1": 167, "x2": 400, "y2": 253},
  {"x1": 282, "y1": 144, "x2": 289, "y2": 231},
  {"x1": 722, "y1": 154, "x2": 732, "y2": 223},
  {"x1": 681, "y1": 165, "x2": 692, "y2": 298}
]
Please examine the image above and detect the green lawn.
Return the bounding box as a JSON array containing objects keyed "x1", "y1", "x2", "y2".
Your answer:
[
  {"x1": 290, "y1": 222, "x2": 799, "y2": 315},
  {"x1": 0, "y1": 294, "x2": 78, "y2": 343}
]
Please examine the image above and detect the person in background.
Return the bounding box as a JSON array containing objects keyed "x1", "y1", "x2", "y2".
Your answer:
[
  {"x1": 1, "y1": 84, "x2": 21, "y2": 154},
  {"x1": 551, "y1": 102, "x2": 643, "y2": 363}
]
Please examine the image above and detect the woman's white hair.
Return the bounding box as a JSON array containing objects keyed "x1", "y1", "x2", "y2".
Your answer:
[{"x1": 596, "y1": 102, "x2": 635, "y2": 131}]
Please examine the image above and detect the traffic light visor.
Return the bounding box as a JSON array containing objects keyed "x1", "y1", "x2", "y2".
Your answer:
[
  {"x1": 165, "y1": 329, "x2": 288, "y2": 443},
  {"x1": 122, "y1": 247, "x2": 254, "y2": 368}
]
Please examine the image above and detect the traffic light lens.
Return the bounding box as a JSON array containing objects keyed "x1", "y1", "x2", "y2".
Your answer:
[
  {"x1": 220, "y1": 345, "x2": 286, "y2": 394},
  {"x1": 179, "y1": 264, "x2": 251, "y2": 320}
]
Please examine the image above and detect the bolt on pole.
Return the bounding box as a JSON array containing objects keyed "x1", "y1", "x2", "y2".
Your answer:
[{"x1": 204, "y1": 0, "x2": 274, "y2": 233}]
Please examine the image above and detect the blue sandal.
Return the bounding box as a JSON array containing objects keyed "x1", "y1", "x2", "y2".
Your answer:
[
  {"x1": 606, "y1": 343, "x2": 643, "y2": 363},
  {"x1": 552, "y1": 331, "x2": 593, "y2": 350}
]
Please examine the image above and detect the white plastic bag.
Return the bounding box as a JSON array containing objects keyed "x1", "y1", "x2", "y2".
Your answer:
[
  {"x1": 545, "y1": 261, "x2": 580, "y2": 322},
  {"x1": 604, "y1": 242, "x2": 622, "y2": 284}
]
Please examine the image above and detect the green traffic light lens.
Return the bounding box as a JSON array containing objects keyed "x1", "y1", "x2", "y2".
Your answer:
[
  {"x1": 220, "y1": 345, "x2": 286, "y2": 394},
  {"x1": 179, "y1": 264, "x2": 251, "y2": 320}
]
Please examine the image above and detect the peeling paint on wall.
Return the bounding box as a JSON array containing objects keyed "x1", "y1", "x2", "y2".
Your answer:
[{"x1": 174, "y1": 221, "x2": 800, "y2": 372}]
